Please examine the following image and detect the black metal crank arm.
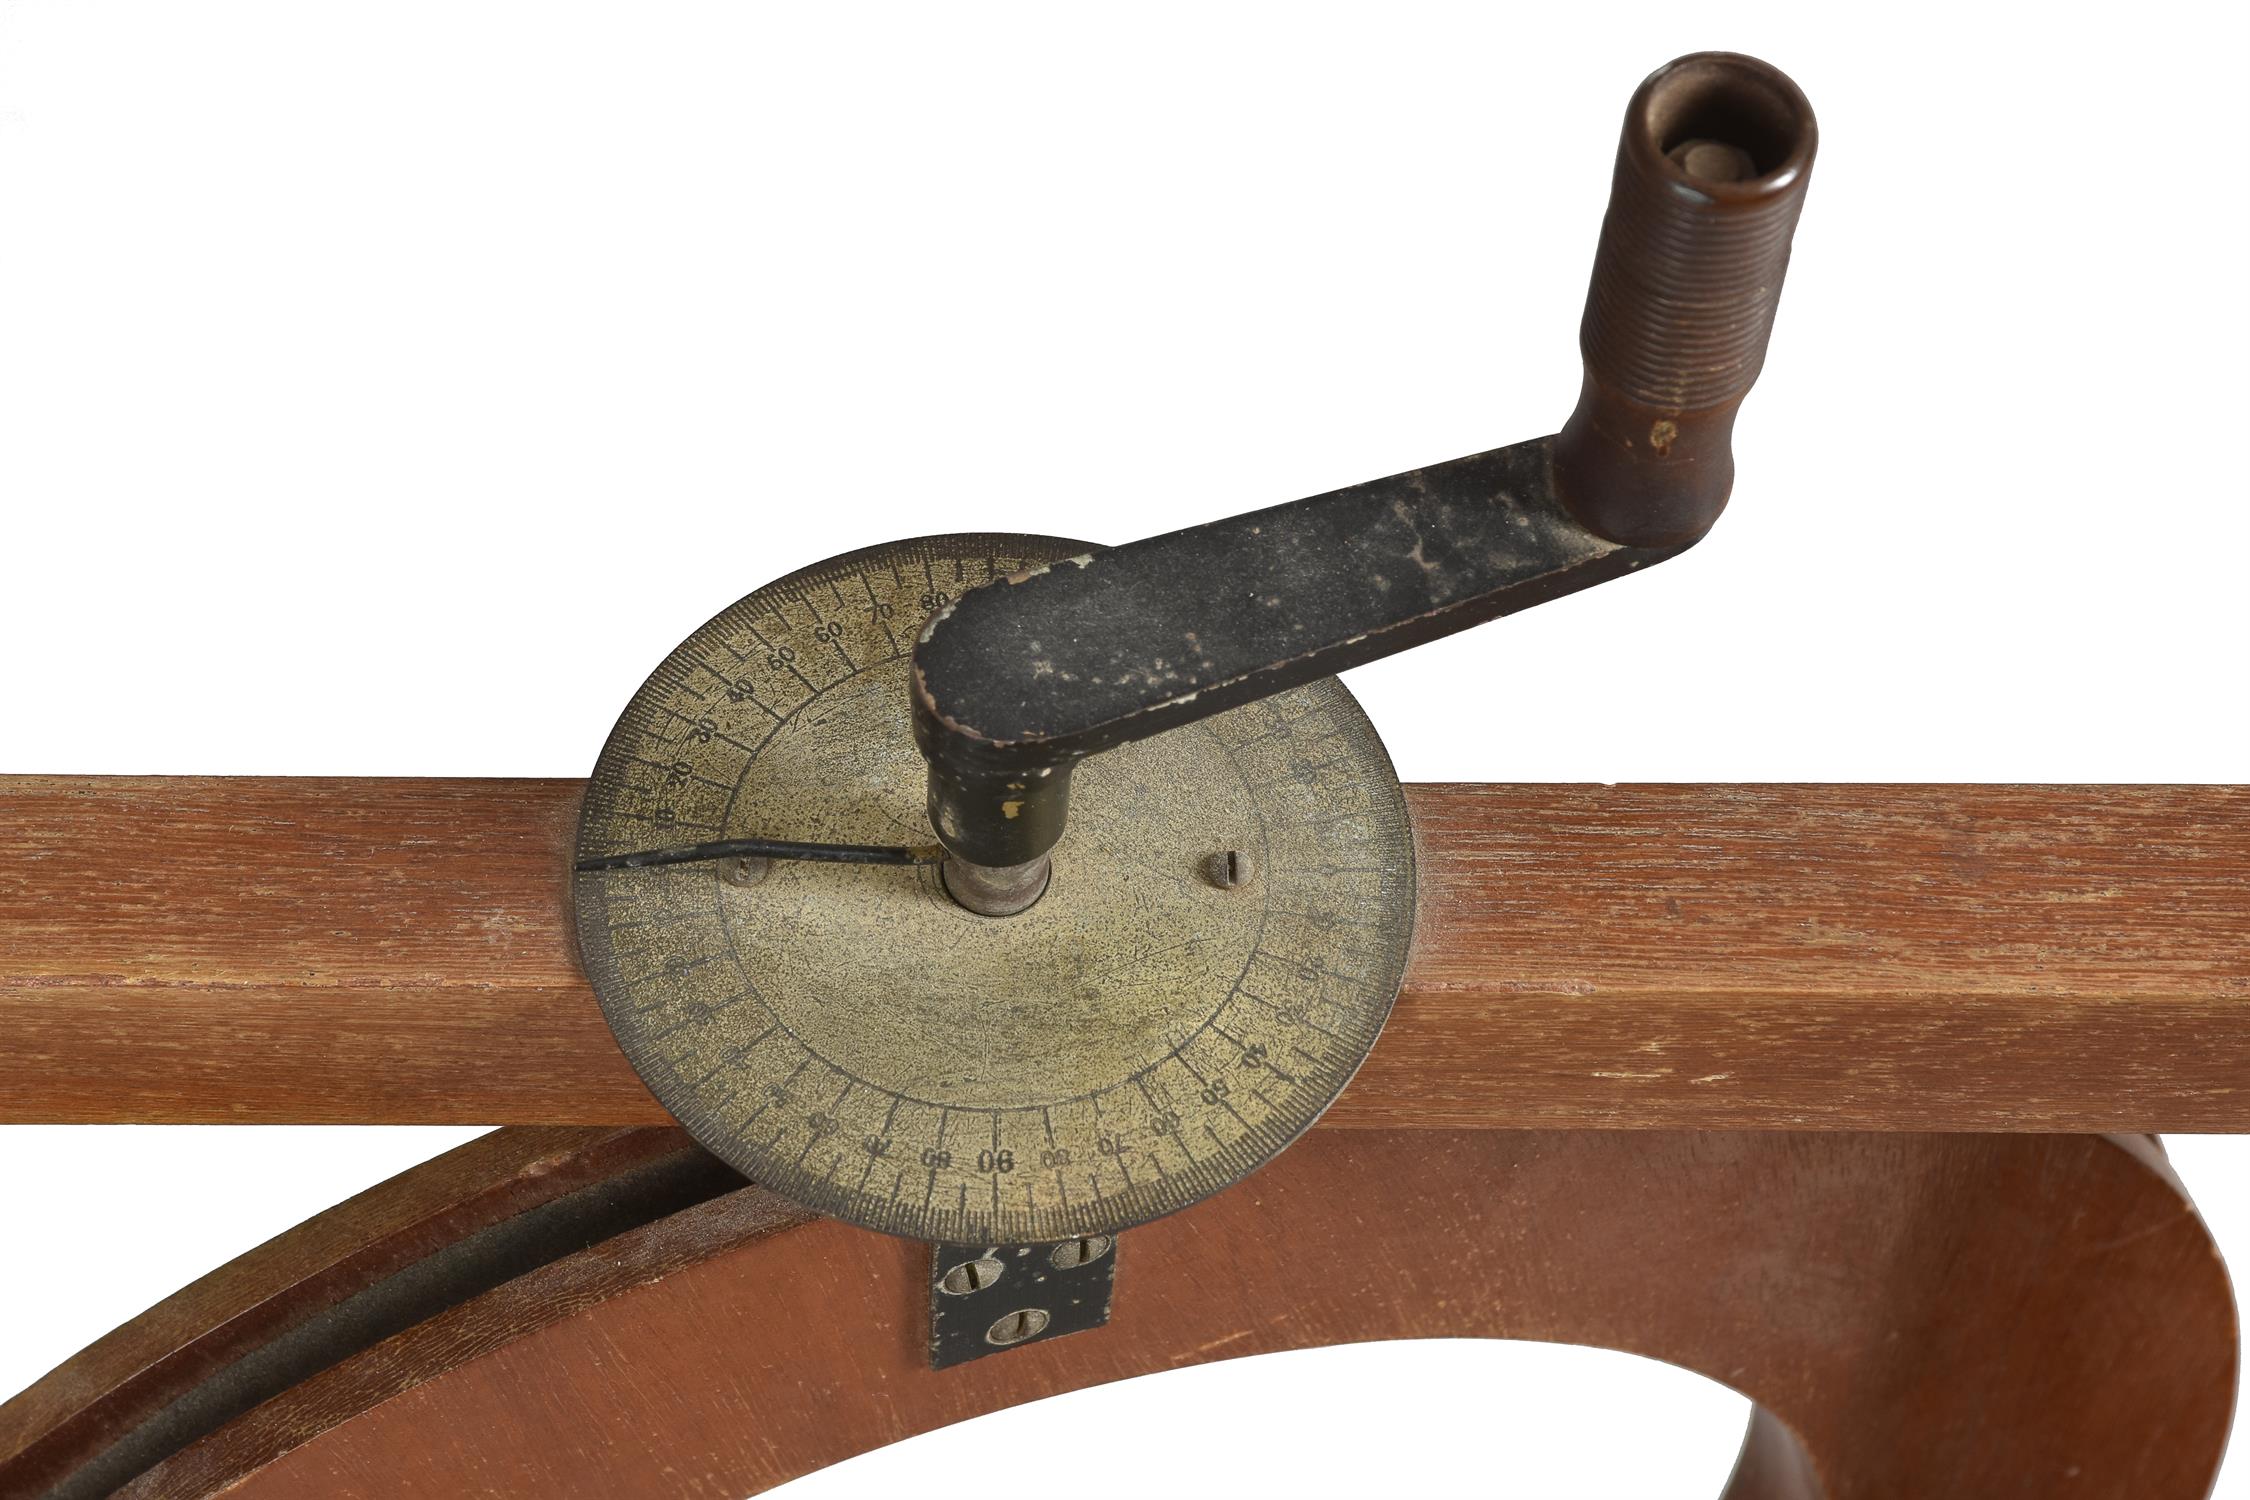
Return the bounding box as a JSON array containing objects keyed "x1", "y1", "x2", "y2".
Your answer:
[
  {"x1": 915, "y1": 51, "x2": 1816, "y2": 876},
  {"x1": 911, "y1": 436, "x2": 1673, "y2": 869}
]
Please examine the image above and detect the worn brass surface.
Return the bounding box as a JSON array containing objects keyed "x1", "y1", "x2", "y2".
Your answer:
[{"x1": 574, "y1": 534, "x2": 1416, "y2": 1242}]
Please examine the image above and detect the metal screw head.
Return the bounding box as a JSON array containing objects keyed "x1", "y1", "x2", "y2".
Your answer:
[
  {"x1": 1666, "y1": 137, "x2": 1759, "y2": 184},
  {"x1": 1204, "y1": 850, "x2": 1253, "y2": 889},
  {"x1": 720, "y1": 855, "x2": 771, "y2": 888},
  {"x1": 1049, "y1": 1235, "x2": 1113, "y2": 1269},
  {"x1": 938, "y1": 1255, "x2": 1005, "y2": 1296},
  {"x1": 984, "y1": 1308, "x2": 1051, "y2": 1346}
]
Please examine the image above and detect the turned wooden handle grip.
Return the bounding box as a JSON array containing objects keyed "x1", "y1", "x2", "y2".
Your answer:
[{"x1": 1555, "y1": 52, "x2": 1817, "y2": 547}]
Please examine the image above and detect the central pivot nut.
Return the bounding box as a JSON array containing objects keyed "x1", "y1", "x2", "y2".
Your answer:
[{"x1": 942, "y1": 854, "x2": 1051, "y2": 917}]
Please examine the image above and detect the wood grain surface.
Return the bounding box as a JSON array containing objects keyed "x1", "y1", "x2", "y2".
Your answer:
[
  {"x1": 2, "y1": 1128, "x2": 2231, "y2": 1499},
  {"x1": 0, "y1": 1128, "x2": 729, "y2": 1500},
  {"x1": 2, "y1": 776, "x2": 2244, "y2": 1130}
]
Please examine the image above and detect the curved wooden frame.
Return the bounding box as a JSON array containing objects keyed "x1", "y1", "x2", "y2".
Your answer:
[{"x1": 2, "y1": 1128, "x2": 2235, "y2": 1499}]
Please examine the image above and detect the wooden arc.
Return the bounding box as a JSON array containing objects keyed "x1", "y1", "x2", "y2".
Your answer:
[{"x1": 2, "y1": 1128, "x2": 2235, "y2": 1499}]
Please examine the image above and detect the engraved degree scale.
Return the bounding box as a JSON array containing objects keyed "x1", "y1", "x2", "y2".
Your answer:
[
  {"x1": 575, "y1": 533, "x2": 1416, "y2": 1244},
  {"x1": 5, "y1": 45, "x2": 2245, "y2": 1499}
]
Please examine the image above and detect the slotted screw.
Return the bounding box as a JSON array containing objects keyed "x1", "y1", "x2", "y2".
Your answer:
[
  {"x1": 1050, "y1": 1235, "x2": 1113, "y2": 1269},
  {"x1": 1204, "y1": 850, "x2": 1253, "y2": 889},
  {"x1": 985, "y1": 1308, "x2": 1051, "y2": 1346},
  {"x1": 939, "y1": 1255, "x2": 1004, "y2": 1296}
]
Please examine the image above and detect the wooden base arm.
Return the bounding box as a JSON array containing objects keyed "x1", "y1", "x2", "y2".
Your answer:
[
  {"x1": 2, "y1": 777, "x2": 2244, "y2": 1130},
  {"x1": 0, "y1": 1129, "x2": 2234, "y2": 1498}
]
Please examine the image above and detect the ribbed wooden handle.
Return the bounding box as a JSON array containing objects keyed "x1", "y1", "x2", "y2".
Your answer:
[{"x1": 1555, "y1": 52, "x2": 1817, "y2": 546}]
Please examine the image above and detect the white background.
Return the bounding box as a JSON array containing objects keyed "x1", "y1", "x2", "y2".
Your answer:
[{"x1": 2, "y1": 3, "x2": 2245, "y2": 1495}]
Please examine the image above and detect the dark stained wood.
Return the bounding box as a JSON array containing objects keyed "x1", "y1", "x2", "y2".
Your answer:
[
  {"x1": 2, "y1": 777, "x2": 2244, "y2": 1130},
  {"x1": 0, "y1": 1128, "x2": 730, "y2": 1500},
  {"x1": 1, "y1": 1129, "x2": 2229, "y2": 1498}
]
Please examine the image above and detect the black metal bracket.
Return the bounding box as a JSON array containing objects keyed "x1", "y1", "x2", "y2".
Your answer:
[{"x1": 929, "y1": 1237, "x2": 1117, "y2": 1370}]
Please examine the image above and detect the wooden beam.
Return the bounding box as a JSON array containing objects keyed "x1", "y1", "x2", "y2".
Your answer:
[{"x1": 1, "y1": 777, "x2": 2243, "y2": 1130}]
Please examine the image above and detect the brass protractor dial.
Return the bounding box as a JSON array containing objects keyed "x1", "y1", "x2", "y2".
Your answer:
[{"x1": 574, "y1": 533, "x2": 1415, "y2": 1244}]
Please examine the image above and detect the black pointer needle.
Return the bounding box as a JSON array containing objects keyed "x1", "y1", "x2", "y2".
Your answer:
[{"x1": 575, "y1": 836, "x2": 944, "y2": 874}]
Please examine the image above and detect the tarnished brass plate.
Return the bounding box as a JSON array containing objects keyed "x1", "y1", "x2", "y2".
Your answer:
[{"x1": 574, "y1": 534, "x2": 1415, "y2": 1242}]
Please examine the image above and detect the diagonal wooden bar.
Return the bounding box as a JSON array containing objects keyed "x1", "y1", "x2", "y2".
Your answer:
[{"x1": 1, "y1": 776, "x2": 2244, "y2": 1131}]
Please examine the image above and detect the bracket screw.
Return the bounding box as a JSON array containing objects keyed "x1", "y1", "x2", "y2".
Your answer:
[
  {"x1": 985, "y1": 1308, "x2": 1052, "y2": 1346},
  {"x1": 938, "y1": 1255, "x2": 1004, "y2": 1295},
  {"x1": 1049, "y1": 1235, "x2": 1113, "y2": 1269}
]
